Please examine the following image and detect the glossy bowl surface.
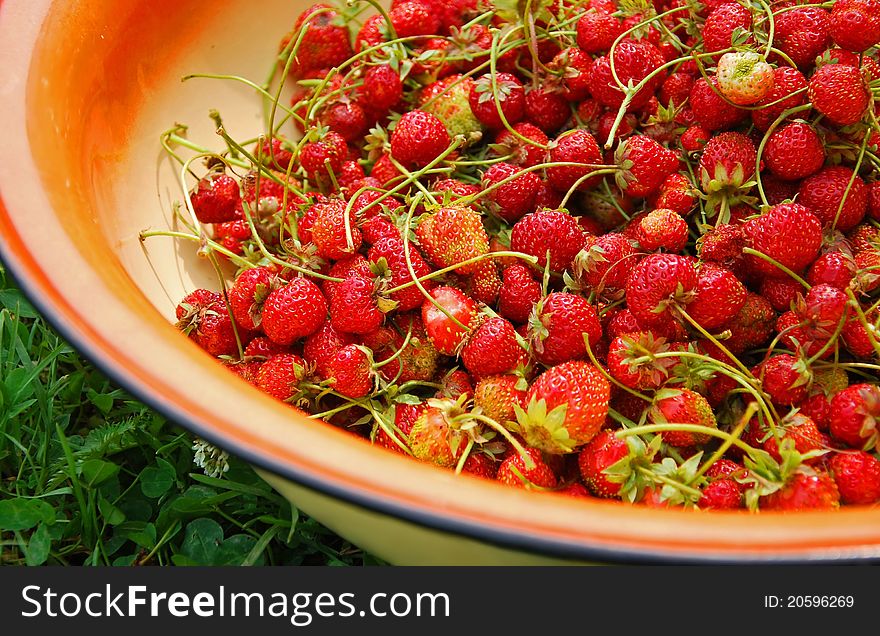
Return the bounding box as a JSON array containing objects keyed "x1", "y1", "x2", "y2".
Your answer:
[{"x1": 2, "y1": 0, "x2": 880, "y2": 564}]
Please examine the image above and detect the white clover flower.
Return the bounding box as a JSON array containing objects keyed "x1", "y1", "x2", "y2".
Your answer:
[{"x1": 192, "y1": 438, "x2": 230, "y2": 478}]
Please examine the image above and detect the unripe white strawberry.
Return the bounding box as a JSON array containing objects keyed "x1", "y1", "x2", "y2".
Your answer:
[{"x1": 716, "y1": 51, "x2": 774, "y2": 105}]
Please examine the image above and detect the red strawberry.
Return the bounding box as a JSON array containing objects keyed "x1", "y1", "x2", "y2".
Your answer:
[
  {"x1": 829, "y1": 451, "x2": 880, "y2": 504},
  {"x1": 589, "y1": 40, "x2": 664, "y2": 110},
  {"x1": 228, "y1": 267, "x2": 278, "y2": 332},
  {"x1": 390, "y1": 110, "x2": 451, "y2": 168},
  {"x1": 407, "y1": 403, "x2": 466, "y2": 468},
  {"x1": 647, "y1": 173, "x2": 697, "y2": 216},
  {"x1": 368, "y1": 236, "x2": 435, "y2": 312},
  {"x1": 798, "y1": 166, "x2": 868, "y2": 231},
  {"x1": 310, "y1": 199, "x2": 363, "y2": 260},
  {"x1": 689, "y1": 77, "x2": 747, "y2": 131},
  {"x1": 807, "y1": 63, "x2": 870, "y2": 126},
  {"x1": 614, "y1": 135, "x2": 679, "y2": 198},
  {"x1": 742, "y1": 203, "x2": 823, "y2": 278},
  {"x1": 830, "y1": 383, "x2": 880, "y2": 450},
  {"x1": 244, "y1": 337, "x2": 287, "y2": 360},
  {"x1": 498, "y1": 264, "x2": 542, "y2": 324},
  {"x1": 329, "y1": 274, "x2": 384, "y2": 335},
  {"x1": 760, "y1": 469, "x2": 840, "y2": 511},
  {"x1": 326, "y1": 344, "x2": 374, "y2": 398},
  {"x1": 300, "y1": 131, "x2": 348, "y2": 182},
  {"x1": 529, "y1": 292, "x2": 602, "y2": 366},
  {"x1": 700, "y1": 478, "x2": 744, "y2": 510},
  {"x1": 523, "y1": 87, "x2": 571, "y2": 134},
  {"x1": 760, "y1": 277, "x2": 802, "y2": 312},
  {"x1": 680, "y1": 125, "x2": 710, "y2": 153},
  {"x1": 461, "y1": 452, "x2": 498, "y2": 480},
  {"x1": 492, "y1": 122, "x2": 550, "y2": 168},
  {"x1": 606, "y1": 331, "x2": 679, "y2": 390},
  {"x1": 774, "y1": 7, "x2": 831, "y2": 69},
  {"x1": 546, "y1": 47, "x2": 593, "y2": 102},
  {"x1": 517, "y1": 361, "x2": 611, "y2": 453},
  {"x1": 578, "y1": 429, "x2": 628, "y2": 498},
  {"x1": 261, "y1": 278, "x2": 328, "y2": 345},
  {"x1": 725, "y1": 292, "x2": 776, "y2": 354},
  {"x1": 649, "y1": 388, "x2": 717, "y2": 447},
  {"x1": 762, "y1": 413, "x2": 825, "y2": 463},
  {"x1": 304, "y1": 321, "x2": 354, "y2": 378},
  {"x1": 510, "y1": 209, "x2": 588, "y2": 273},
  {"x1": 703, "y1": 3, "x2": 752, "y2": 54},
  {"x1": 751, "y1": 67, "x2": 808, "y2": 131},
  {"x1": 842, "y1": 311, "x2": 879, "y2": 359},
  {"x1": 461, "y1": 317, "x2": 522, "y2": 378},
  {"x1": 659, "y1": 72, "x2": 696, "y2": 109},
  {"x1": 625, "y1": 254, "x2": 698, "y2": 331},
  {"x1": 389, "y1": 1, "x2": 440, "y2": 37},
  {"x1": 375, "y1": 402, "x2": 425, "y2": 454},
  {"x1": 546, "y1": 129, "x2": 604, "y2": 193},
  {"x1": 757, "y1": 354, "x2": 812, "y2": 406},
  {"x1": 689, "y1": 262, "x2": 747, "y2": 330},
  {"x1": 698, "y1": 131, "x2": 757, "y2": 194},
  {"x1": 282, "y1": 4, "x2": 354, "y2": 77},
  {"x1": 764, "y1": 122, "x2": 825, "y2": 182},
  {"x1": 829, "y1": 0, "x2": 880, "y2": 52},
  {"x1": 573, "y1": 232, "x2": 638, "y2": 292},
  {"x1": 432, "y1": 178, "x2": 480, "y2": 200},
  {"x1": 474, "y1": 374, "x2": 527, "y2": 423},
  {"x1": 189, "y1": 173, "x2": 241, "y2": 224},
  {"x1": 362, "y1": 64, "x2": 404, "y2": 113},
  {"x1": 482, "y1": 162, "x2": 541, "y2": 223},
  {"x1": 416, "y1": 205, "x2": 489, "y2": 275},
  {"x1": 256, "y1": 353, "x2": 308, "y2": 402},
  {"x1": 635, "y1": 208, "x2": 687, "y2": 253},
  {"x1": 807, "y1": 251, "x2": 856, "y2": 289},
  {"x1": 576, "y1": 9, "x2": 623, "y2": 54},
  {"x1": 421, "y1": 286, "x2": 479, "y2": 355},
  {"x1": 497, "y1": 447, "x2": 558, "y2": 488},
  {"x1": 176, "y1": 290, "x2": 241, "y2": 357},
  {"x1": 464, "y1": 259, "x2": 502, "y2": 306},
  {"x1": 468, "y1": 72, "x2": 525, "y2": 129},
  {"x1": 697, "y1": 222, "x2": 745, "y2": 266}
]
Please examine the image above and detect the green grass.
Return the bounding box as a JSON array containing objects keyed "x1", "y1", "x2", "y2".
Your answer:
[{"x1": 0, "y1": 263, "x2": 375, "y2": 566}]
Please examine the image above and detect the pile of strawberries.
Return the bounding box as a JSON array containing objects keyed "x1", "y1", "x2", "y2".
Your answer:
[{"x1": 155, "y1": 0, "x2": 880, "y2": 511}]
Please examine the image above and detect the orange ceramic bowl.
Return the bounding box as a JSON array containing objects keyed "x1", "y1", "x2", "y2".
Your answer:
[{"x1": 2, "y1": 0, "x2": 880, "y2": 564}]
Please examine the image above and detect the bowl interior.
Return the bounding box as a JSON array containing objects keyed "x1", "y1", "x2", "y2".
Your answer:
[{"x1": 3, "y1": 0, "x2": 880, "y2": 562}]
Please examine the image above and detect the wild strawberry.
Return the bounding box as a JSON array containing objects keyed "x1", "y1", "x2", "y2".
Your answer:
[
  {"x1": 760, "y1": 277, "x2": 802, "y2": 312},
  {"x1": 368, "y1": 236, "x2": 434, "y2": 312},
  {"x1": 362, "y1": 64, "x2": 403, "y2": 114},
  {"x1": 421, "y1": 286, "x2": 479, "y2": 355},
  {"x1": 546, "y1": 47, "x2": 592, "y2": 102},
  {"x1": 256, "y1": 353, "x2": 308, "y2": 402},
  {"x1": 762, "y1": 413, "x2": 825, "y2": 465},
  {"x1": 716, "y1": 51, "x2": 774, "y2": 106},
  {"x1": 698, "y1": 131, "x2": 756, "y2": 194},
  {"x1": 474, "y1": 374, "x2": 527, "y2": 423},
  {"x1": 261, "y1": 278, "x2": 328, "y2": 345},
  {"x1": 573, "y1": 232, "x2": 638, "y2": 293},
  {"x1": 808, "y1": 63, "x2": 870, "y2": 127},
  {"x1": 300, "y1": 131, "x2": 348, "y2": 182},
  {"x1": 461, "y1": 452, "x2": 498, "y2": 480},
  {"x1": 649, "y1": 388, "x2": 717, "y2": 447},
  {"x1": 680, "y1": 125, "x2": 710, "y2": 153},
  {"x1": 510, "y1": 208, "x2": 588, "y2": 273},
  {"x1": 808, "y1": 251, "x2": 856, "y2": 289},
  {"x1": 468, "y1": 72, "x2": 525, "y2": 130},
  {"x1": 830, "y1": 383, "x2": 880, "y2": 450},
  {"x1": 304, "y1": 321, "x2": 353, "y2": 378},
  {"x1": 760, "y1": 468, "x2": 840, "y2": 511},
  {"x1": 189, "y1": 173, "x2": 241, "y2": 224},
  {"x1": 578, "y1": 429, "x2": 628, "y2": 498},
  {"x1": 625, "y1": 254, "x2": 698, "y2": 331},
  {"x1": 635, "y1": 209, "x2": 687, "y2": 252},
  {"x1": 416, "y1": 205, "x2": 488, "y2": 275},
  {"x1": 322, "y1": 255, "x2": 372, "y2": 303},
  {"x1": 176, "y1": 290, "x2": 241, "y2": 357},
  {"x1": 228, "y1": 267, "x2": 279, "y2": 332},
  {"x1": 689, "y1": 262, "x2": 747, "y2": 330},
  {"x1": 854, "y1": 249, "x2": 880, "y2": 293},
  {"x1": 389, "y1": 1, "x2": 440, "y2": 37},
  {"x1": 497, "y1": 447, "x2": 558, "y2": 489},
  {"x1": 742, "y1": 203, "x2": 823, "y2": 278},
  {"x1": 751, "y1": 67, "x2": 808, "y2": 131},
  {"x1": 523, "y1": 87, "x2": 571, "y2": 134},
  {"x1": 420, "y1": 75, "x2": 482, "y2": 139},
  {"x1": 461, "y1": 317, "x2": 522, "y2": 378},
  {"x1": 798, "y1": 166, "x2": 868, "y2": 231},
  {"x1": 697, "y1": 222, "x2": 745, "y2": 266},
  {"x1": 606, "y1": 332, "x2": 679, "y2": 390},
  {"x1": 310, "y1": 199, "x2": 363, "y2": 260},
  {"x1": 492, "y1": 122, "x2": 549, "y2": 168},
  {"x1": 775, "y1": 7, "x2": 831, "y2": 69},
  {"x1": 282, "y1": 4, "x2": 354, "y2": 77},
  {"x1": 545, "y1": 129, "x2": 603, "y2": 193},
  {"x1": 700, "y1": 478, "x2": 743, "y2": 510},
  {"x1": 725, "y1": 292, "x2": 776, "y2": 354},
  {"x1": 244, "y1": 337, "x2": 287, "y2": 360},
  {"x1": 842, "y1": 312, "x2": 879, "y2": 359},
  {"x1": 497, "y1": 265, "x2": 542, "y2": 324},
  {"x1": 849, "y1": 223, "x2": 880, "y2": 253},
  {"x1": 869, "y1": 181, "x2": 880, "y2": 221},
  {"x1": 325, "y1": 344, "x2": 374, "y2": 399},
  {"x1": 375, "y1": 402, "x2": 425, "y2": 454},
  {"x1": 481, "y1": 162, "x2": 541, "y2": 223},
  {"x1": 390, "y1": 110, "x2": 451, "y2": 168},
  {"x1": 463, "y1": 259, "x2": 501, "y2": 306},
  {"x1": 703, "y1": 3, "x2": 752, "y2": 54},
  {"x1": 829, "y1": 0, "x2": 880, "y2": 52},
  {"x1": 648, "y1": 173, "x2": 697, "y2": 216},
  {"x1": 529, "y1": 292, "x2": 602, "y2": 366},
  {"x1": 763, "y1": 122, "x2": 825, "y2": 182},
  {"x1": 614, "y1": 135, "x2": 679, "y2": 198},
  {"x1": 659, "y1": 72, "x2": 696, "y2": 109},
  {"x1": 756, "y1": 354, "x2": 812, "y2": 406},
  {"x1": 589, "y1": 40, "x2": 664, "y2": 110},
  {"x1": 576, "y1": 9, "x2": 623, "y2": 54},
  {"x1": 829, "y1": 450, "x2": 880, "y2": 504},
  {"x1": 329, "y1": 274, "x2": 384, "y2": 335},
  {"x1": 689, "y1": 77, "x2": 747, "y2": 131},
  {"x1": 408, "y1": 403, "x2": 467, "y2": 468},
  {"x1": 432, "y1": 178, "x2": 480, "y2": 200},
  {"x1": 516, "y1": 361, "x2": 611, "y2": 453}
]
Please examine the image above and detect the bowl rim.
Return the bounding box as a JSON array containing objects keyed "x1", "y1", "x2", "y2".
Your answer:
[{"x1": 3, "y1": 0, "x2": 880, "y2": 565}]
